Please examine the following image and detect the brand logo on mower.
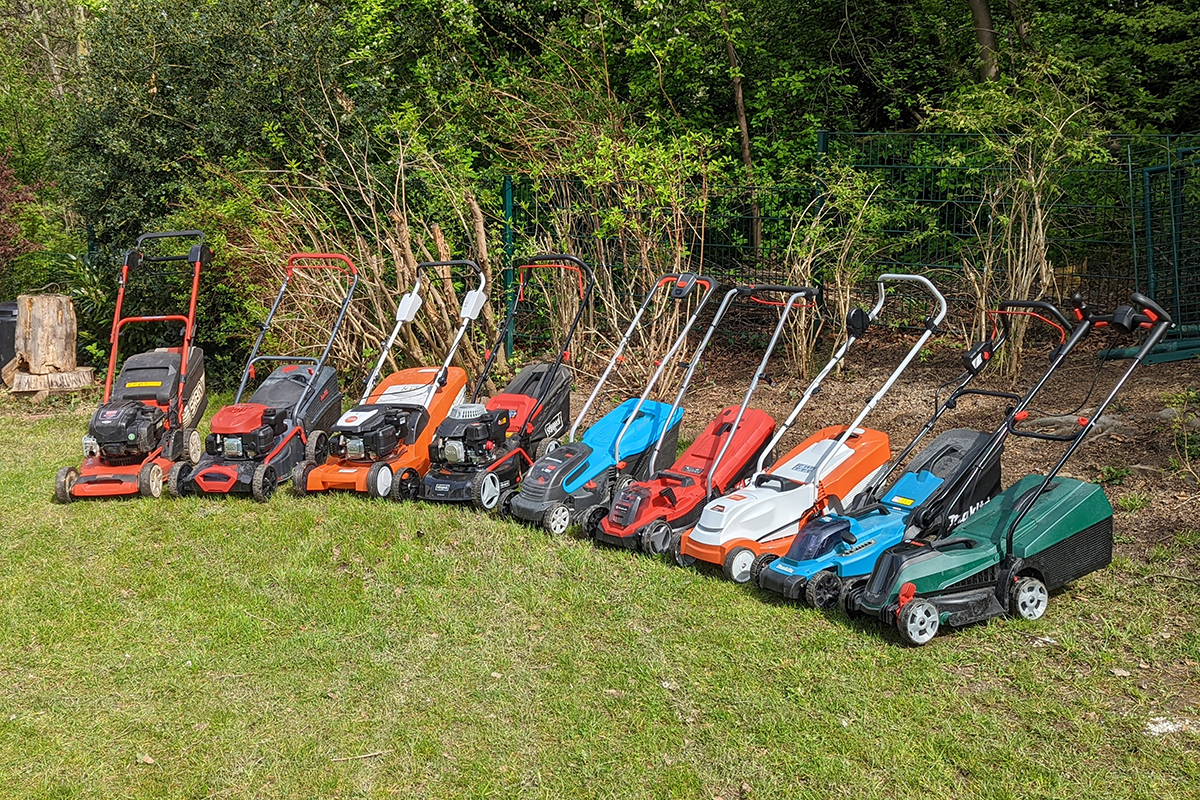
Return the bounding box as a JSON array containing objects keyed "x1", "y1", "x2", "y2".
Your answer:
[
  {"x1": 947, "y1": 499, "x2": 988, "y2": 526},
  {"x1": 436, "y1": 484, "x2": 450, "y2": 492},
  {"x1": 545, "y1": 413, "x2": 563, "y2": 437},
  {"x1": 182, "y1": 373, "x2": 206, "y2": 429}
]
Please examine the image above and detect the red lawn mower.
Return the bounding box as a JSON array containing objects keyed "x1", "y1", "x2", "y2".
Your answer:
[
  {"x1": 170, "y1": 253, "x2": 358, "y2": 501},
  {"x1": 595, "y1": 283, "x2": 816, "y2": 554},
  {"x1": 55, "y1": 231, "x2": 211, "y2": 502}
]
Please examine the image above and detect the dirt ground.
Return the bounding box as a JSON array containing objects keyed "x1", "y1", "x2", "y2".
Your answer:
[{"x1": 575, "y1": 329, "x2": 1200, "y2": 564}]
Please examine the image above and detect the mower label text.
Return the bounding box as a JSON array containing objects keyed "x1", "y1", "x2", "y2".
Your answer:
[
  {"x1": 946, "y1": 498, "x2": 988, "y2": 526},
  {"x1": 126, "y1": 381, "x2": 162, "y2": 388},
  {"x1": 545, "y1": 413, "x2": 563, "y2": 438}
]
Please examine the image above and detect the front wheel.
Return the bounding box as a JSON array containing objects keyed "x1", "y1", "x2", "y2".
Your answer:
[
  {"x1": 535, "y1": 438, "x2": 559, "y2": 460},
  {"x1": 186, "y1": 428, "x2": 203, "y2": 465},
  {"x1": 670, "y1": 531, "x2": 696, "y2": 568},
  {"x1": 471, "y1": 470, "x2": 502, "y2": 511},
  {"x1": 367, "y1": 462, "x2": 394, "y2": 500},
  {"x1": 749, "y1": 553, "x2": 778, "y2": 587},
  {"x1": 641, "y1": 520, "x2": 673, "y2": 557},
  {"x1": 542, "y1": 502, "x2": 572, "y2": 536},
  {"x1": 584, "y1": 506, "x2": 608, "y2": 539},
  {"x1": 291, "y1": 460, "x2": 316, "y2": 497},
  {"x1": 55, "y1": 466, "x2": 78, "y2": 504},
  {"x1": 251, "y1": 463, "x2": 277, "y2": 503},
  {"x1": 1010, "y1": 576, "x2": 1049, "y2": 621},
  {"x1": 391, "y1": 468, "x2": 421, "y2": 502},
  {"x1": 138, "y1": 461, "x2": 164, "y2": 499},
  {"x1": 723, "y1": 546, "x2": 755, "y2": 584},
  {"x1": 305, "y1": 430, "x2": 329, "y2": 465},
  {"x1": 167, "y1": 462, "x2": 191, "y2": 498},
  {"x1": 805, "y1": 570, "x2": 843, "y2": 610},
  {"x1": 839, "y1": 581, "x2": 866, "y2": 621},
  {"x1": 897, "y1": 599, "x2": 940, "y2": 646}
]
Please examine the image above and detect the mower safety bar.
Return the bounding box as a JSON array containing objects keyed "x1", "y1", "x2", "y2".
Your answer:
[
  {"x1": 110, "y1": 314, "x2": 190, "y2": 342},
  {"x1": 1131, "y1": 292, "x2": 1171, "y2": 324},
  {"x1": 285, "y1": 253, "x2": 358, "y2": 277},
  {"x1": 997, "y1": 300, "x2": 1073, "y2": 331},
  {"x1": 516, "y1": 254, "x2": 595, "y2": 299},
  {"x1": 738, "y1": 284, "x2": 818, "y2": 298}
]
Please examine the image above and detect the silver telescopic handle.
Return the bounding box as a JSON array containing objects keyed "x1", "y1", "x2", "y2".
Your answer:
[{"x1": 359, "y1": 272, "x2": 426, "y2": 404}]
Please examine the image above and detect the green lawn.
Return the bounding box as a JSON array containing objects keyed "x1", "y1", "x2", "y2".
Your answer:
[{"x1": 1, "y1": 398, "x2": 1197, "y2": 799}]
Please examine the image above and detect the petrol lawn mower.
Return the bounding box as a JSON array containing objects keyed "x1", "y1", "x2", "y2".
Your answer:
[
  {"x1": 842, "y1": 292, "x2": 1174, "y2": 645},
  {"x1": 509, "y1": 272, "x2": 717, "y2": 536},
  {"x1": 595, "y1": 283, "x2": 817, "y2": 555},
  {"x1": 671, "y1": 274, "x2": 948, "y2": 583},
  {"x1": 422, "y1": 254, "x2": 595, "y2": 511},
  {"x1": 294, "y1": 260, "x2": 487, "y2": 500},
  {"x1": 170, "y1": 253, "x2": 358, "y2": 501},
  {"x1": 755, "y1": 302, "x2": 1076, "y2": 606},
  {"x1": 55, "y1": 231, "x2": 212, "y2": 502}
]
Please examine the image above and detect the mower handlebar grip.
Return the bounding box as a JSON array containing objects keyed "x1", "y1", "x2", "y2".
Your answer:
[
  {"x1": 516, "y1": 254, "x2": 595, "y2": 284},
  {"x1": 1131, "y1": 292, "x2": 1172, "y2": 325},
  {"x1": 286, "y1": 253, "x2": 358, "y2": 275},
  {"x1": 417, "y1": 259, "x2": 485, "y2": 278},
  {"x1": 739, "y1": 284, "x2": 818, "y2": 299},
  {"x1": 997, "y1": 300, "x2": 1073, "y2": 331},
  {"x1": 136, "y1": 230, "x2": 205, "y2": 246}
]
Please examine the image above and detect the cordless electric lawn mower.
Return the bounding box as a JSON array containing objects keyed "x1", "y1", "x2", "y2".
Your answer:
[
  {"x1": 510, "y1": 272, "x2": 717, "y2": 536},
  {"x1": 671, "y1": 274, "x2": 949, "y2": 583},
  {"x1": 842, "y1": 292, "x2": 1174, "y2": 645},
  {"x1": 171, "y1": 253, "x2": 358, "y2": 501},
  {"x1": 755, "y1": 302, "x2": 1078, "y2": 606},
  {"x1": 422, "y1": 254, "x2": 595, "y2": 511},
  {"x1": 595, "y1": 283, "x2": 817, "y2": 555},
  {"x1": 294, "y1": 260, "x2": 487, "y2": 500},
  {"x1": 55, "y1": 231, "x2": 212, "y2": 502}
]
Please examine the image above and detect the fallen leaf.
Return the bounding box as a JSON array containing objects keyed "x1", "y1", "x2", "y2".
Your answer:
[
  {"x1": 1112, "y1": 668, "x2": 1131, "y2": 677},
  {"x1": 490, "y1": 672, "x2": 502, "y2": 679},
  {"x1": 137, "y1": 753, "x2": 154, "y2": 765},
  {"x1": 191, "y1": 722, "x2": 209, "y2": 732}
]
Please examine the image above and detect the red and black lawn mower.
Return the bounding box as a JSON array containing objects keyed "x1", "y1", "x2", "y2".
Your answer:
[
  {"x1": 55, "y1": 231, "x2": 212, "y2": 502},
  {"x1": 595, "y1": 283, "x2": 816, "y2": 554},
  {"x1": 170, "y1": 253, "x2": 358, "y2": 501}
]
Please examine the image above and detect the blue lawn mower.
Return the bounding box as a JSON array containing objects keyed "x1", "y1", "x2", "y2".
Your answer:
[
  {"x1": 755, "y1": 301, "x2": 1072, "y2": 608},
  {"x1": 509, "y1": 272, "x2": 717, "y2": 536}
]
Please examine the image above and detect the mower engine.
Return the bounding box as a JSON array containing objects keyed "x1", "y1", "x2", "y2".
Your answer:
[
  {"x1": 429, "y1": 403, "x2": 512, "y2": 468},
  {"x1": 85, "y1": 400, "x2": 166, "y2": 463},
  {"x1": 330, "y1": 405, "x2": 410, "y2": 461},
  {"x1": 205, "y1": 406, "x2": 288, "y2": 461}
]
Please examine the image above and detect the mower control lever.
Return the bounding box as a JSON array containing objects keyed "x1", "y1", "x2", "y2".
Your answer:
[{"x1": 1131, "y1": 292, "x2": 1171, "y2": 324}]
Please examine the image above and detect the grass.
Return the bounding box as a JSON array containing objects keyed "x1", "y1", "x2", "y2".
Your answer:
[{"x1": 1, "y1": 396, "x2": 1198, "y2": 798}]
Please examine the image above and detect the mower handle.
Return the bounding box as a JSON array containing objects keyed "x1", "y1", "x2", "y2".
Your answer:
[
  {"x1": 876, "y1": 273, "x2": 948, "y2": 329},
  {"x1": 997, "y1": 300, "x2": 1072, "y2": 331},
  {"x1": 738, "y1": 284, "x2": 818, "y2": 299},
  {"x1": 286, "y1": 252, "x2": 358, "y2": 276},
  {"x1": 418, "y1": 259, "x2": 485, "y2": 279},
  {"x1": 515, "y1": 254, "x2": 596, "y2": 299},
  {"x1": 1130, "y1": 292, "x2": 1172, "y2": 325}
]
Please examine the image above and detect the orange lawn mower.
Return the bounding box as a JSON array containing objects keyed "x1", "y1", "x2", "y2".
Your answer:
[
  {"x1": 169, "y1": 253, "x2": 358, "y2": 501},
  {"x1": 294, "y1": 260, "x2": 488, "y2": 500},
  {"x1": 55, "y1": 231, "x2": 212, "y2": 502}
]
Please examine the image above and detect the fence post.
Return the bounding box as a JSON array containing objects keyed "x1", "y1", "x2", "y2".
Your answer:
[{"x1": 503, "y1": 175, "x2": 515, "y2": 358}]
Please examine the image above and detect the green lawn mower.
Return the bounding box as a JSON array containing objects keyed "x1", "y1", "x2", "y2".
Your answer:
[{"x1": 843, "y1": 292, "x2": 1174, "y2": 645}]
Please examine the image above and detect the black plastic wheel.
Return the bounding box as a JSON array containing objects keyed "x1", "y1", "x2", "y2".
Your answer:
[
  {"x1": 584, "y1": 506, "x2": 609, "y2": 539},
  {"x1": 251, "y1": 463, "x2": 277, "y2": 502},
  {"x1": 839, "y1": 581, "x2": 866, "y2": 621},
  {"x1": 55, "y1": 466, "x2": 78, "y2": 504},
  {"x1": 669, "y1": 531, "x2": 696, "y2": 568},
  {"x1": 805, "y1": 570, "x2": 842, "y2": 610},
  {"x1": 722, "y1": 546, "x2": 755, "y2": 583},
  {"x1": 390, "y1": 468, "x2": 420, "y2": 502},
  {"x1": 138, "y1": 461, "x2": 164, "y2": 499},
  {"x1": 167, "y1": 462, "x2": 191, "y2": 498},
  {"x1": 497, "y1": 489, "x2": 516, "y2": 518},
  {"x1": 535, "y1": 438, "x2": 559, "y2": 460},
  {"x1": 641, "y1": 520, "x2": 673, "y2": 556},
  {"x1": 749, "y1": 553, "x2": 778, "y2": 587},
  {"x1": 291, "y1": 460, "x2": 316, "y2": 497},
  {"x1": 367, "y1": 462, "x2": 393, "y2": 499},
  {"x1": 305, "y1": 430, "x2": 329, "y2": 465}
]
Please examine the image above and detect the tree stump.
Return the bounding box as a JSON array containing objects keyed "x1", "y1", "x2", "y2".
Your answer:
[{"x1": 15, "y1": 293, "x2": 77, "y2": 374}]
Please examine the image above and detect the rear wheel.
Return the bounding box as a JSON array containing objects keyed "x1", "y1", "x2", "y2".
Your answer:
[
  {"x1": 749, "y1": 553, "x2": 778, "y2": 587},
  {"x1": 138, "y1": 461, "x2": 164, "y2": 499},
  {"x1": 584, "y1": 506, "x2": 608, "y2": 539},
  {"x1": 1010, "y1": 577, "x2": 1049, "y2": 621},
  {"x1": 390, "y1": 468, "x2": 420, "y2": 502},
  {"x1": 305, "y1": 430, "x2": 329, "y2": 465},
  {"x1": 291, "y1": 460, "x2": 316, "y2": 497},
  {"x1": 839, "y1": 581, "x2": 866, "y2": 621},
  {"x1": 670, "y1": 531, "x2": 696, "y2": 568},
  {"x1": 186, "y1": 428, "x2": 203, "y2": 465},
  {"x1": 805, "y1": 570, "x2": 843, "y2": 610},
  {"x1": 641, "y1": 520, "x2": 673, "y2": 556},
  {"x1": 542, "y1": 502, "x2": 572, "y2": 536},
  {"x1": 367, "y1": 462, "x2": 394, "y2": 499},
  {"x1": 497, "y1": 489, "x2": 516, "y2": 518},
  {"x1": 55, "y1": 466, "x2": 78, "y2": 504},
  {"x1": 167, "y1": 462, "x2": 191, "y2": 498},
  {"x1": 251, "y1": 463, "x2": 277, "y2": 502},
  {"x1": 612, "y1": 474, "x2": 633, "y2": 501},
  {"x1": 723, "y1": 546, "x2": 755, "y2": 584},
  {"x1": 535, "y1": 438, "x2": 559, "y2": 460},
  {"x1": 471, "y1": 471, "x2": 502, "y2": 511},
  {"x1": 897, "y1": 599, "x2": 939, "y2": 646}
]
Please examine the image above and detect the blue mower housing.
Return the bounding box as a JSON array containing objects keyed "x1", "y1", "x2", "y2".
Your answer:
[
  {"x1": 510, "y1": 397, "x2": 684, "y2": 532},
  {"x1": 757, "y1": 428, "x2": 1002, "y2": 607}
]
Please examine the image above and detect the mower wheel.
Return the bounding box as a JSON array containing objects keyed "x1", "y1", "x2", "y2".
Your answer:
[
  {"x1": 167, "y1": 462, "x2": 191, "y2": 498},
  {"x1": 897, "y1": 598, "x2": 939, "y2": 646},
  {"x1": 839, "y1": 582, "x2": 865, "y2": 621},
  {"x1": 723, "y1": 546, "x2": 755, "y2": 584},
  {"x1": 749, "y1": 553, "x2": 778, "y2": 586},
  {"x1": 613, "y1": 474, "x2": 634, "y2": 501},
  {"x1": 305, "y1": 430, "x2": 329, "y2": 465},
  {"x1": 542, "y1": 502, "x2": 572, "y2": 536},
  {"x1": 805, "y1": 570, "x2": 842, "y2": 610},
  {"x1": 138, "y1": 461, "x2": 164, "y2": 499},
  {"x1": 584, "y1": 506, "x2": 608, "y2": 539},
  {"x1": 471, "y1": 470, "x2": 502, "y2": 511},
  {"x1": 391, "y1": 468, "x2": 420, "y2": 502},
  {"x1": 55, "y1": 466, "x2": 78, "y2": 504},
  {"x1": 641, "y1": 520, "x2": 673, "y2": 557},
  {"x1": 186, "y1": 429, "x2": 203, "y2": 465},
  {"x1": 1010, "y1": 576, "x2": 1049, "y2": 621},
  {"x1": 669, "y1": 531, "x2": 696, "y2": 568},
  {"x1": 367, "y1": 462, "x2": 394, "y2": 499},
  {"x1": 251, "y1": 463, "x2": 277, "y2": 502},
  {"x1": 535, "y1": 438, "x2": 559, "y2": 460},
  {"x1": 497, "y1": 489, "x2": 516, "y2": 518},
  {"x1": 291, "y1": 461, "x2": 316, "y2": 497}
]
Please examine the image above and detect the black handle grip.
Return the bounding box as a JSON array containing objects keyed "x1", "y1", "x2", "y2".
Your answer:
[
  {"x1": 417, "y1": 259, "x2": 485, "y2": 278},
  {"x1": 1130, "y1": 292, "x2": 1172, "y2": 325},
  {"x1": 997, "y1": 300, "x2": 1073, "y2": 331},
  {"x1": 738, "y1": 284, "x2": 818, "y2": 299},
  {"x1": 135, "y1": 230, "x2": 205, "y2": 246}
]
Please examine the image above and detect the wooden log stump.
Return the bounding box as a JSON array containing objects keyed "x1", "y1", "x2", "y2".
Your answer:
[{"x1": 16, "y1": 294, "x2": 77, "y2": 375}]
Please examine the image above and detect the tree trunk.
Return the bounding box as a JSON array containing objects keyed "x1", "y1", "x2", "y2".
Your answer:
[
  {"x1": 15, "y1": 294, "x2": 77, "y2": 374},
  {"x1": 719, "y1": 6, "x2": 762, "y2": 250},
  {"x1": 967, "y1": 0, "x2": 1000, "y2": 81},
  {"x1": 1007, "y1": 0, "x2": 1030, "y2": 49}
]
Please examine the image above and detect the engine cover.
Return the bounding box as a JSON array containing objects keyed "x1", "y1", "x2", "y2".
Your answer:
[{"x1": 89, "y1": 400, "x2": 166, "y2": 458}]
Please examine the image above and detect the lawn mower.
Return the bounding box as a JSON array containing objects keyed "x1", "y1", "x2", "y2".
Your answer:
[
  {"x1": 671, "y1": 273, "x2": 948, "y2": 583},
  {"x1": 55, "y1": 231, "x2": 212, "y2": 502},
  {"x1": 509, "y1": 271, "x2": 717, "y2": 535},
  {"x1": 170, "y1": 253, "x2": 358, "y2": 501},
  {"x1": 754, "y1": 302, "x2": 1075, "y2": 606},
  {"x1": 843, "y1": 292, "x2": 1174, "y2": 645},
  {"x1": 293, "y1": 260, "x2": 487, "y2": 500},
  {"x1": 595, "y1": 283, "x2": 817, "y2": 555},
  {"x1": 421, "y1": 254, "x2": 595, "y2": 511}
]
